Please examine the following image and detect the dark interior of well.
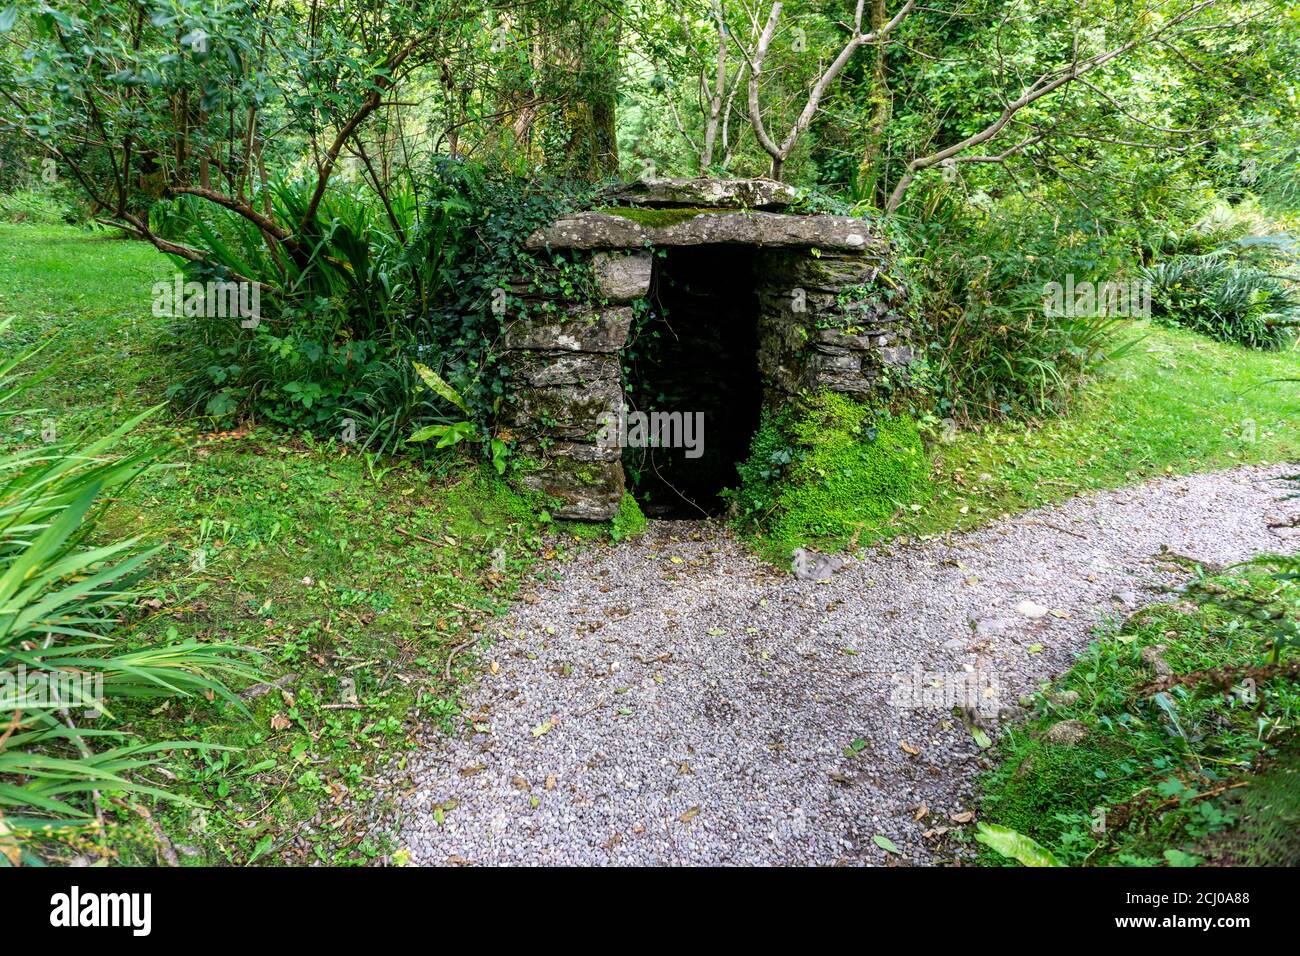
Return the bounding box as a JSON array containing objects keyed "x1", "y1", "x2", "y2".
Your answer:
[{"x1": 621, "y1": 245, "x2": 763, "y2": 518}]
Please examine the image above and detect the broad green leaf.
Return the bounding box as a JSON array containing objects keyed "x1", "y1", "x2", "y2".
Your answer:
[{"x1": 974, "y1": 823, "x2": 1061, "y2": 867}]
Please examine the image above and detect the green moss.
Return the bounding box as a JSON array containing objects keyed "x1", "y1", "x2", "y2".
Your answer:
[
  {"x1": 729, "y1": 391, "x2": 931, "y2": 559},
  {"x1": 610, "y1": 491, "x2": 647, "y2": 541},
  {"x1": 595, "y1": 205, "x2": 730, "y2": 228},
  {"x1": 979, "y1": 737, "x2": 1134, "y2": 861}
]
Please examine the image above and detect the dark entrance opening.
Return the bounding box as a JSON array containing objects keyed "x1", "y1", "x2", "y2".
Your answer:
[{"x1": 622, "y1": 245, "x2": 763, "y2": 518}]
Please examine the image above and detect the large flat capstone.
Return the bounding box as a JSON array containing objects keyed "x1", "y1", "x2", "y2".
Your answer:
[{"x1": 526, "y1": 211, "x2": 882, "y2": 253}]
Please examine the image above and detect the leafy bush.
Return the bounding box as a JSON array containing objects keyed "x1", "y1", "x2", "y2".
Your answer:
[
  {"x1": 892, "y1": 185, "x2": 1130, "y2": 422},
  {"x1": 1142, "y1": 252, "x2": 1299, "y2": 349},
  {"x1": 155, "y1": 161, "x2": 598, "y2": 465},
  {"x1": 0, "y1": 332, "x2": 255, "y2": 861}
]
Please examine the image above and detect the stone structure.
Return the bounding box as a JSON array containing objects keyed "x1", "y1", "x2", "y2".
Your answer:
[{"x1": 501, "y1": 178, "x2": 912, "y2": 520}]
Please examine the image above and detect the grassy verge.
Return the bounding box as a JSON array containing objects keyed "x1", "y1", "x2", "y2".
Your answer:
[
  {"x1": 977, "y1": 553, "x2": 1300, "y2": 867},
  {"x1": 909, "y1": 326, "x2": 1300, "y2": 541},
  {"x1": 740, "y1": 322, "x2": 1298, "y2": 557}
]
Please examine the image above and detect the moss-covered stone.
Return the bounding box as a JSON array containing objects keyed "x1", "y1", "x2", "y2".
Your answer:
[
  {"x1": 730, "y1": 390, "x2": 931, "y2": 558},
  {"x1": 594, "y1": 205, "x2": 730, "y2": 228}
]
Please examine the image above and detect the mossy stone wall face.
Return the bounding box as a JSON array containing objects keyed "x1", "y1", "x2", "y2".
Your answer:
[{"x1": 499, "y1": 180, "x2": 913, "y2": 520}]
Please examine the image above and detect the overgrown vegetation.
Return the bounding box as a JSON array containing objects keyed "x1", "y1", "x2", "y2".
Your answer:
[
  {"x1": 1, "y1": 0, "x2": 1298, "y2": 868},
  {"x1": 727, "y1": 391, "x2": 931, "y2": 560},
  {"x1": 0, "y1": 323, "x2": 254, "y2": 862},
  {"x1": 0, "y1": 228, "x2": 578, "y2": 864},
  {"x1": 978, "y1": 553, "x2": 1300, "y2": 867}
]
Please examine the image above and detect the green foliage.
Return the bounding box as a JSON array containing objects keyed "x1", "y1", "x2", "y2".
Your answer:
[
  {"x1": 0, "y1": 330, "x2": 255, "y2": 856},
  {"x1": 974, "y1": 823, "x2": 1061, "y2": 867},
  {"x1": 0, "y1": 183, "x2": 81, "y2": 225},
  {"x1": 979, "y1": 561, "x2": 1300, "y2": 866},
  {"x1": 892, "y1": 184, "x2": 1133, "y2": 422},
  {"x1": 728, "y1": 391, "x2": 930, "y2": 557},
  {"x1": 155, "y1": 163, "x2": 595, "y2": 469},
  {"x1": 1142, "y1": 252, "x2": 1299, "y2": 350}
]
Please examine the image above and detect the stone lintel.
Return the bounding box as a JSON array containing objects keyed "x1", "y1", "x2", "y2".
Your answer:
[{"x1": 526, "y1": 211, "x2": 882, "y2": 253}]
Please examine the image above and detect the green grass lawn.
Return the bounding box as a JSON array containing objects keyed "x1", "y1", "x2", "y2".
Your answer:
[
  {"x1": 1, "y1": 222, "x2": 1296, "y2": 865},
  {"x1": 878, "y1": 326, "x2": 1299, "y2": 546}
]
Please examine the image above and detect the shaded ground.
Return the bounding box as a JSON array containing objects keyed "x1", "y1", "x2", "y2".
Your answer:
[{"x1": 392, "y1": 464, "x2": 1299, "y2": 865}]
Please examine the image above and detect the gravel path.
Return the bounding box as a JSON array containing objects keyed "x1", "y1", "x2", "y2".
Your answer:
[{"x1": 392, "y1": 464, "x2": 1299, "y2": 866}]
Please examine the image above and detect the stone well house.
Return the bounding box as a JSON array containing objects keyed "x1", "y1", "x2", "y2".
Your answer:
[{"x1": 499, "y1": 179, "x2": 912, "y2": 520}]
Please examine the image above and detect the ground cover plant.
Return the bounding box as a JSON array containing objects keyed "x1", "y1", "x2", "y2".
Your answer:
[{"x1": 977, "y1": 551, "x2": 1300, "y2": 867}]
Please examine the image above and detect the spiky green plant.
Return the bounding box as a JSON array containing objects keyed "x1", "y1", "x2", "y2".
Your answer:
[
  {"x1": 0, "y1": 324, "x2": 257, "y2": 863},
  {"x1": 1141, "y1": 252, "x2": 1300, "y2": 349}
]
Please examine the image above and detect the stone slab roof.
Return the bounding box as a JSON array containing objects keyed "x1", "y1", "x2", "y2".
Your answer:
[{"x1": 525, "y1": 210, "x2": 882, "y2": 252}]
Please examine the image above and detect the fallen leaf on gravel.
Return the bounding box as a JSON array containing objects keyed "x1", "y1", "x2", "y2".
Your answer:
[
  {"x1": 971, "y1": 727, "x2": 993, "y2": 749},
  {"x1": 914, "y1": 803, "x2": 929, "y2": 821},
  {"x1": 489, "y1": 661, "x2": 499, "y2": 675},
  {"x1": 446, "y1": 855, "x2": 474, "y2": 866},
  {"x1": 1049, "y1": 609, "x2": 1071, "y2": 619},
  {"x1": 873, "y1": 834, "x2": 900, "y2": 854},
  {"x1": 459, "y1": 764, "x2": 486, "y2": 777},
  {"x1": 844, "y1": 738, "x2": 868, "y2": 757},
  {"x1": 603, "y1": 833, "x2": 623, "y2": 849},
  {"x1": 707, "y1": 627, "x2": 726, "y2": 636},
  {"x1": 545, "y1": 775, "x2": 556, "y2": 791},
  {"x1": 511, "y1": 776, "x2": 530, "y2": 791},
  {"x1": 899, "y1": 740, "x2": 920, "y2": 755},
  {"x1": 531, "y1": 717, "x2": 557, "y2": 737},
  {"x1": 679, "y1": 806, "x2": 701, "y2": 823},
  {"x1": 950, "y1": 810, "x2": 975, "y2": 824},
  {"x1": 670, "y1": 556, "x2": 684, "y2": 565},
  {"x1": 828, "y1": 771, "x2": 853, "y2": 786},
  {"x1": 1026, "y1": 644, "x2": 1044, "y2": 655}
]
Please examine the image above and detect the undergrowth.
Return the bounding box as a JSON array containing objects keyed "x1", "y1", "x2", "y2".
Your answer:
[{"x1": 978, "y1": 556, "x2": 1300, "y2": 867}]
